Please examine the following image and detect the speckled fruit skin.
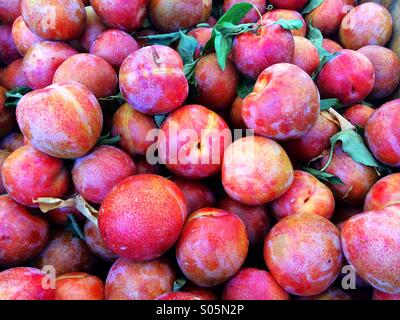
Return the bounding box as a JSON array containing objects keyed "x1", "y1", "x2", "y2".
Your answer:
[
  {"x1": 0, "y1": 132, "x2": 25, "y2": 152},
  {"x1": 187, "y1": 27, "x2": 212, "y2": 59},
  {"x1": 53, "y1": 53, "x2": 118, "y2": 99},
  {"x1": 182, "y1": 283, "x2": 218, "y2": 300},
  {"x1": 264, "y1": 213, "x2": 343, "y2": 296},
  {"x1": 341, "y1": 205, "x2": 400, "y2": 294},
  {"x1": 343, "y1": 104, "x2": 374, "y2": 128},
  {"x1": 357, "y1": 46, "x2": 400, "y2": 100},
  {"x1": 84, "y1": 221, "x2": 118, "y2": 263},
  {"x1": 56, "y1": 272, "x2": 105, "y2": 300},
  {"x1": 0, "y1": 267, "x2": 55, "y2": 300},
  {"x1": 0, "y1": 58, "x2": 29, "y2": 90},
  {"x1": 365, "y1": 99, "x2": 400, "y2": 167},
  {"x1": 134, "y1": 156, "x2": 161, "y2": 174},
  {"x1": 46, "y1": 206, "x2": 83, "y2": 226},
  {"x1": 322, "y1": 38, "x2": 343, "y2": 54},
  {"x1": 156, "y1": 292, "x2": 203, "y2": 300},
  {"x1": 1, "y1": 145, "x2": 70, "y2": 207},
  {"x1": 77, "y1": 6, "x2": 107, "y2": 52},
  {"x1": 99, "y1": 174, "x2": 188, "y2": 261},
  {"x1": 298, "y1": 287, "x2": 351, "y2": 300},
  {"x1": 229, "y1": 96, "x2": 246, "y2": 129},
  {"x1": 90, "y1": 29, "x2": 139, "y2": 70},
  {"x1": 223, "y1": 0, "x2": 266, "y2": 23},
  {"x1": 232, "y1": 19, "x2": 294, "y2": 80},
  {"x1": 373, "y1": 289, "x2": 400, "y2": 300},
  {"x1": 268, "y1": 0, "x2": 308, "y2": 11},
  {"x1": 171, "y1": 177, "x2": 216, "y2": 213},
  {"x1": 72, "y1": 146, "x2": 136, "y2": 204},
  {"x1": 0, "y1": 86, "x2": 16, "y2": 138},
  {"x1": 339, "y1": 3, "x2": 393, "y2": 50},
  {"x1": 21, "y1": 0, "x2": 86, "y2": 41},
  {"x1": 316, "y1": 49, "x2": 375, "y2": 105},
  {"x1": 315, "y1": 145, "x2": 379, "y2": 205},
  {"x1": 0, "y1": 0, "x2": 21, "y2": 24},
  {"x1": 112, "y1": 103, "x2": 157, "y2": 157},
  {"x1": 271, "y1": 170, "x2": 335, "y2": 220},
  {"x1": 16, "y1": 82, "x2": 103, "y2": 159},
  {"x1": 292, "y1": 36, "x2": 320, "y2": 76},
  {"x1": 263, "y1": 9, "x2": 307, "y2": 37},
  {"x1": 0, "y1": 150, "x2": 10, "y2": 194},
  {"x1": 91, "y1": 0, "x2": 147, "y2": 32},
  {"x1": 22, "y1": 41, "x2": 78, "y2": 90},
  {"x1": 176, "y1": 208, "x2": 248, "y2": 287},
  {"x1": 218, "y1": 195, "x2": 270, "y2": 248},
  {"x1": 364, "y1": 174, "x2": 400, "y2": 211},
  {"x1": 283, "y1": 113, "x2": 339, "y2": 163},
  {"x1": 120, "y1": 45, "x2": 188, "y2": 115},
  {"x1": 0, "y1": 195, "x2": 49, "y2": 267},
  {"x1": 105, "y1": 257, "x2": 176, "y2": 300},
  {"x1": 149, "y1": 0, "x2": 211, "y2": 33},
  {"x1": 304, "y1": 0, "x2": 349, "y2": 37},
  {"x1": 194, "y1": 53, "x2": 239, "y2": 111},
  {"x1": 158, "y1": 105, "x2": 232, "y2": 179},
  {"x1": 11, "y1": 16, "x2": 43, "y2": 56},
  {"x1": 242, "y1": 63, "x2": 319, "y2": 141},
  {"x1": 34, "y1": 230, "x2": 98, "y2": 277},
  {"x1": 222, "y1": 268, "x2": 289, "y2": 300},
  {"x1": 0, "y1": 24, "x2": 21, "y2": 65},
  {"x1": 222, "y1": 136, "x2": 294, "y2": 205}
]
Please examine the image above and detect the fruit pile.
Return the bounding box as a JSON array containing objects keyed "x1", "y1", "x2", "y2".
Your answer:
[{"x1": 0, "y1": 0, "x2": 399, "y2": 301}]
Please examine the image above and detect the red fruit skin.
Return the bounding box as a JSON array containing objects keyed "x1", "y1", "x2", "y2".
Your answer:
[
  {"x1": 365, "y1": 99, "x2": 400, "y2": 167},
  {"x1": 77, "y1": 6, "x2": 107, "y2": 52},
  {"x1": 232, "y1": 20, "x2": 294, "y2": 79},
  {"x1": 0, "y1": 0, "x2": 21, "y2": 24},
  {"x1": 176, "y1": 208, "x2": 249, "y2": 287},
  {"x1": 222, "y1": 268, "x2": 289, "y2": 300},
  {"x1": 222, "y1": 136, "x2": 294, "y2": 205},
  {"x1": 171, "y1": 177, "x2": 216, "y2": 213},
  {"x1": 72, "y1": 146, "x2": 136, "y2": 204},
  {"x1": 16, "y1": 82, "x2": 103, "y2": 159},
  {"x1": 91, "y1": 0, "x2": 147, "y2": 32},
  {"x1": 271, "y1": 170, "x2": 335, "y2": 220},
  {"x1": 0, "y1": 24, "x2": 21, "y2": 65},
  {"x1": 34, "y1": 230, "x2": 98, "y2": 277},
  {"x1": 283, "y1": 113, "x2": 339, "y2": 163},
  {"x1": 357, "y1": 46, "x2": 400, "y2": 100},
  {"x1": 316, "y1": 49, "x2": 375, "y2": 104},
  {"x1": 56, "y1": 272, "x2": 105, "y2": 300},
  {"x1": 292, "y1": 36, "x2": 320, "y2": 76},
  {"x1": 187, "y1": 27, "x2": 212, "y2": 59},
  {"x1": 112, "y1": 103, "x2": 157, "y2": 157},
  {"x1": 315, "y1": 145, "x2": 378, "y2": 205},
  {"x1": 182, "y1": 283, "x2": 218, "y2": 300},
  {"x1": 321, "y1": 38, "x2": 343, "y2": 54},
  {"x1": 21, "y1": 0, "x2": 86, "y2": 41},
  {"x1": 53, "y1": 53, "x2": 118, "y2": 98},
  {"x1": 229, "y1": 96, "x2": 246, "y2": 129},
  {"x1": 0, "y1": 267, "x2": 55, "y2": 300},
  {"x1": 0, "y1": 150, "x2": 10, "y2": 194},
  {"x1": 22, "y1": 41, "x2": 78, "y2": 90},
  {"x1": 343, "y1": 104, "x2": 374, "y2": 128},
  {"x1": 264, "y1": 213, "x2": 343, "y2": 296},
  {"x1": 84, "y1": 221, "x2": 118, "y2": 263},
  {"x1": 364, "y1": 173, "x2": 400, "y2": 212},
  {"x1": 11, "y1": 16, "x2": 43, "y2": 56},
  {"x1": 1, "y1": 145, "x2": 70, "y2": 207},
  {"x1": 134, "y1": 156, "x2": 161, "y2": 174},
  {"x1": 156, "y1": 292, "x2": 203, "y2": 300},
  {"x1": 298, "y1": 287, "x2": 351, "y2": 300},
  {"x1": 373, "y1": 289, "x2": 400, "y2": 300},
  {"x1": 0, "y1": 195, "x2": 49, "y2": 267},
  {"x1": 0, "y1": 132, "x2": 25, "y2": 152},
  {"x1": 268, "y1": 0, "x2": 308, "y2": 11},
  {"x1": 120, "y1": 45, "x2": 188, "y2": 115},
  {"x1": 105, "y1": 257, "x2": 176, "y2": 300},
  {"x1": 218, "y1": 195, "x2": 270, "y2": 248},
  {"x1": 242, "y1": 63, "x2": 319, "y2": 141},
  {"x1": 194, "y1": 53, "x2": 239, "y2": 111},
  {"x1": 99, "y1": 174, "x2": 188, "y2": 261},
  {"x1": 46, "y1": 206, "x2": 83, "y2": 226},
  {"x1": 304, "y1": 0, "x2": 349, "y2": 37},
  {"x1": 0, "y1": 59, "x2": 29, "y2": 90},
  {"x1": 0, "y1": 86, "x2": 16, "y2": 138},
  {"x1": 223, "y1": 0, "x2": 267, "y2": 23},
  {"x1": 90, "y1": 29, "x2": 139, "y2": 70},
  {"x1": 149, "y1": 0, "x2": 211, "y2": 33},
  {"x1": 341, "y1": 205, "x2": 400, "y2": 294},
  {"x1": 158, "y1": 104, "x2": 232, "y2": 179},
  {"x1": 339, "y1": 3, "x2": 393, "y2": 50},
  {"x1": 262, "y1": 9, "x2": 307, "y2": 37}
]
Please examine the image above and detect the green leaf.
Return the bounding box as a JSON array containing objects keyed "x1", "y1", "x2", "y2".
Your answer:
[
  {"x1": 177, "y1": 31, "x2": 198, "y2": 65},
  {"x1": 155, "y1": 114, "x2": 168, "y2": 128},
  {"x1": 214, "y1": 32, "x2": 232, "y2": 70},
  {"x1": 97, "y1": 132, "x2": 121, "y2": 146},
  {"x1": 271, "y1": 19, "x2": 304, "y2": 31},
  {"x1": 312, "y1": 52, "x2": 340, "y2": 80},
  {"x1": 302, "y1": 0, "x2": 324, "y2": 15},
  {"x1": 137, "y1": 31, "x2": 181, "y2": 46},
  {"x1": 217, "y1": 2, "x2": 253, "y2": 25},
  {"x1": 65, "y1": 214, "x2": 85, "y2": 241},
  {"x1": 183, "y1": 59, "x2": 199, "y2": 86},
  {"x1": 307, "y1": 23, "x2": 323, "y2": 47},
  {"x1": 5, "y1": 87, "x2": 32, "y2": 107},
  {"x1": 303, "y1": 167, "x2": 344, "y2": 185},
  {"x1": 320, "y1": 98, "x2": 344, "y2": 111},
  {"x1": 98, "y1": 92, "x2": 125, "y2": 104},
  {"x1": 237, "y1": 77, "x2": 255, "y2": 99},
  {"x1": 173, "y1": 278, "x2": 187, "y2": 292},
  {"x1": 361, "y1": 100, "x2": 374, "y2": 107}
]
